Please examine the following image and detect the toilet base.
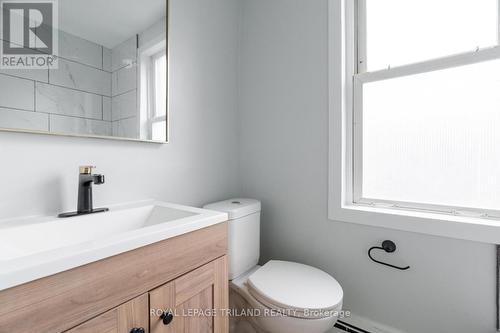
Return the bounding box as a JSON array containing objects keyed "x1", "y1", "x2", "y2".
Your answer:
[{"x1": 230, "y1": 287, "x2": 268, "y2": 333}]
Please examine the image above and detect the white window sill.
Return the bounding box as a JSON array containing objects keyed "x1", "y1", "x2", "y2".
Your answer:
[{"x1": 329, "y1": 204, "x2": 500, "y2": 244}]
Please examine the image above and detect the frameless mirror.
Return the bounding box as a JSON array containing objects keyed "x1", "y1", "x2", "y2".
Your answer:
[{"x1": 0, "y1": 0, "x2": 168, "y2": 143}]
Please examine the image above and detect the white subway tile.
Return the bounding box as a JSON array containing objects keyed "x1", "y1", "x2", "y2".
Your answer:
[
  {"x1": 111, "y1": 37, "x2": 137, "y2": 72},
  {"x1": 36, "y1": 83, "x2": 102, "y2": 119},
  {"x1": 50, "y1": 114, "x2": 112, "y2": 136},
  {"x1": 103, "y1": 96, "x2": 111, "y2": 121},
  {"x1": 57, "y1": 31, "x2": 103, "y2": 69},
  {"x1": 111, "y1": 90, "x2": 136, "y2": 121},
  {"x1": 112, "y1": 66, "x2": 136, "y2": 96},
  {"x1": 0, "y1": 107, "x2": 48, "y2": 131},
  {"x1": 0, "y1": 74, "x2": 34, "y2": 111},
  {"x1": 0, "y1": 68, "x2": 48, "y2": 82},
  {"x1": 103, "y1": 47, "x2": 112, "y2": 72},
  {"x1": 112, "y1": 117, "x2": 137, "y2": 139},
  {"x1": 50, "y1": 58, "x2": 112, "y2": 96}
]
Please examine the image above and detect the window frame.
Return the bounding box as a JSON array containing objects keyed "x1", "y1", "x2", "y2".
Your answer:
[
  {"x1": 149, "y1": 49, "x2": 167, "y2": 140},
  {"x1": 328, "y1": 0, "x2": 500, "y2": 243},
  {"x1": 137, "y1": 34, "x2": 168, "y2": 142}
]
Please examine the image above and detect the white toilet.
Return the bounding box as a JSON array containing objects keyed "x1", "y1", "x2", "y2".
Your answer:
[{"x1": 203, "y1": 199, "x2": 343, "y2": 333}]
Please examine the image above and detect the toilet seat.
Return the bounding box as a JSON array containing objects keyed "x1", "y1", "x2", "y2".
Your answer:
[
  {"x1": 246, "y1": 260, "x2": 343, "y2": 319},
  {"x1": 230, "y1": 267, "x2": 342, "y2": 333}
]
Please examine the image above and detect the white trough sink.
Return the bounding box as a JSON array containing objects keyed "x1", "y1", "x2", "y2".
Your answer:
[{"x1": 0, "y1": 200, "x2": 228, "y2": 291}]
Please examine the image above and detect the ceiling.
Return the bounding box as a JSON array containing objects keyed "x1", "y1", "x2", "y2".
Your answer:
[{"x1": 58, "y1": 0, "x2": 166, "y2": 49}]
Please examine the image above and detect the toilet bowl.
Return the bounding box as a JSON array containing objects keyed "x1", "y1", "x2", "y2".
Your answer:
[{"x1": 203, "y1": 199, "x2": 343, "y2": 333}]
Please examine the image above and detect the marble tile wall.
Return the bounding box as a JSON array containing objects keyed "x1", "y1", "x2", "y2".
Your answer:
[
  {"x1": 0, "y1": 24, "x2": 153, "y2": 139},
  {"x1": 0, "y1": 107, "x2": 48, "y2": 132},
  {"x1": 50, "y1": 114, "x2": 112, "y2": 137},
  {"x1": 110, "y1": 37, "x2": 138, "y2": 138},
  {"x1": 0, "y1": 30, "x2": 114, "y2": 137}
]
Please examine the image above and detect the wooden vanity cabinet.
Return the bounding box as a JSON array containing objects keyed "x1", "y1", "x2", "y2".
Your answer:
[
  {"x1": 66, "y1": 294, "x2": 149, "y2": 333},
  {"x1": 0, "y1": 223, "x2": 228, "y2": 333},
  {"x1": 150, "y1": 256, "x2": 228, "y2": 333},
  {"x1": 68, "y1": 256, "x2": 228, "y2": 333}
]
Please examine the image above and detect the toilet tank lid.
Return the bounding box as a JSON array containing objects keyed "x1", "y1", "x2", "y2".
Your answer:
[{"x1": 203, "y1": 198, "x2": 261, "y2": 219}]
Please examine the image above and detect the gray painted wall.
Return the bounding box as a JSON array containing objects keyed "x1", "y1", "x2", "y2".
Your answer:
[
  {"x1": 238, "y1": 1, "x2": 496, "y2": 332},
  {"x1": 0, "y1": 0, "x2": 240, "y2": 219},
  {"x1": 0, "y1": 1, "x2": 496, "y2": 332}
]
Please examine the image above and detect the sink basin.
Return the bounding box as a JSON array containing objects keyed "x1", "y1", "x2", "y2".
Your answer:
[
  {"x1": 0, "y1": 200, "x2": 227, "y2": 291},
  {"x1": 0, "y1": 204, "x2": 196, "y2": 261}
]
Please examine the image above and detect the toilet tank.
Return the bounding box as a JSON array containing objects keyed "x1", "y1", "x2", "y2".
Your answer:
[{"x1": 203, "y1": 199, "x2": 261, "y2": 280}]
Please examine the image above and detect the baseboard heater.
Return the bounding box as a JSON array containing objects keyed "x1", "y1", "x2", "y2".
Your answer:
[{"x1": 335, "y1": 320, "x2": 374, "y2": 333}]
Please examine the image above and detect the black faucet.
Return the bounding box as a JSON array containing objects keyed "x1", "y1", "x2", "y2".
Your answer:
[{"x1": 58, "y1": 166, "x2": 109, "y2": 218}]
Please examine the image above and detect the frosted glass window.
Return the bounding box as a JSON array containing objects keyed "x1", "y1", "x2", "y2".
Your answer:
[
  {"x1": 153, "y1": 52, "x2": 167, "y2": 117},
  {"x1": 361, "y1": 59, "x2": 500, "y2": 210},
  {"x1": 148, "y1": 49, "x2": 166, "y2": 142},
  {"x1": 152, "y1": 121, "x2": 166, "y2": 141},
  {"x1": 365, "y1": 0, "x2": 498, "y2": 71}
]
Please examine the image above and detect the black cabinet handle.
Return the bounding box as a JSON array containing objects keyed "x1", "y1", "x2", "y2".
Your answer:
[
  {"x1": 130, "y1": 328, "x2": 145, "y2": 333},
  {"x1": 160, "y1": 311, "x2": 174, "y2": 325}
]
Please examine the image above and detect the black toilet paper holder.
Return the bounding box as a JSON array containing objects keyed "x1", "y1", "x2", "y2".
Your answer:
[{"x1": 368, "y1": 240, "x2": 410, "y2": 271}]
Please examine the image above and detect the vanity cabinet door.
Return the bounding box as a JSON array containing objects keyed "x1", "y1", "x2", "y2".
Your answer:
[
  {"x1": 66, "y1": 293, "x2": 149, "y2": 333},
  {"x1": 150, "y1": 256, "x2": 228, "y2": 333}
]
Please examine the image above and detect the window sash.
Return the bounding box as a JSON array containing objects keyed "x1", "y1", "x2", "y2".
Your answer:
[
  {"x1": 151, "y1": 49, "x2": 167, "y2": 119},
  {"x1": 143, "y1": 48, "x2": 166, "y2": 140},
  {"x1": 356, "y1": 0, "x2": 500, "y2": 74},
  {"x1": 149, "y1": 115, "x2": 166, "y2": 125},
  {"x1": 147, "y1": 115, "x2": 166, "y2": 142},
  {"x1": 352, "y1": 1, "x2": 500, "y2": 219},
  {"x1": 355, "y1": 45, "x2": 500, "y2": 83},
  {"x1": 354, "y1": 197, "x2": 500, "y2": 220}
]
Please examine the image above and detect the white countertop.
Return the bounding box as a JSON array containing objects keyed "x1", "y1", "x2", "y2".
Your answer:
[{"x1": 0, "y1": 200, "x2": 228, "y2": 291}]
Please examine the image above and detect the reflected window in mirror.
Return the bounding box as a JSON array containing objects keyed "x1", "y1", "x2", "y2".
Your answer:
[
  {"x1": 151, "y1": 49, "x2": 167, "y2": 141},
  {"x1": 139, "y1": 32, "x2": 167, "y2": 142}
]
